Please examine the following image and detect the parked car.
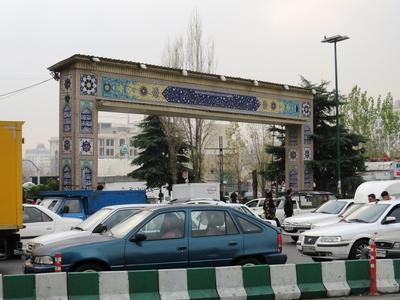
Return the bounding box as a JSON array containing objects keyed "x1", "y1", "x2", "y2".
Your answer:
[
  {"x1": 297, "y1": 200, "x2": 400, "y2": 261},
  {"x1": 38, "y1": 190, "x2": 147, "y2": 219},
  {"x1": 310, "y1": 203, "x2": 366, "y2": 229},
  {"x1": 183, "y1": 200, "x2": 277, "y2": 226},
  {"x1": 246, "y1": 191, "x2": 336, "y2": 225},
  {"x1": 19, "y1": 205, "x2": 81, "y2": 252},
  {"x1": 281, "y1": 199, "x2": 359, "y2": 241},
  {"x1": 374, "y1": 233, "x2": 400, "y2": 259},
  {"x1": 25, "y1": 204, "x2": 154, "y2": 255},
  {"x1": 24, "y1": 205, "x2": 286, "y2": 273}
]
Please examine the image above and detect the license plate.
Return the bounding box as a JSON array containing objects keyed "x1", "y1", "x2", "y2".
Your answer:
[
  {"x1": 285, "y1": 227, "x2": 293, "y2": 231},
  {"x1": 302, "y1": 246, "x2": 316, "y2": 254},
  {"x1": 376, "y1": 249, "x2": 386, "y2": 258}
]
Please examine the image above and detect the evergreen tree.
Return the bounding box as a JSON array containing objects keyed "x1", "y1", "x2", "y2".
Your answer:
[
  {"x1": 128, "y1": 115, "x2": 191, "y2": 192},
  {"x1": 264, "y1": 79, "x2": 367, "y2": 196},
  {"x1": 265, "y1": 126, "x2": 285, "y2": 194},
  {"x1": 128, "y1": 116, "x2": 170, "y2": 190},
  {"x1": 300, "y1": 77, "x2": 367, "y2": 195}
]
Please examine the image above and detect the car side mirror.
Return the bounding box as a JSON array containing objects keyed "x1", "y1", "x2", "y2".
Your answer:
[
  {"x1": 131, "y1": 233, "x2": 147, "y2": 243},
  {"x1": 384, "y1": 216, "x2": 396, "y2": 224},
  {"x1": 92, "y1": 224, "x2": 107, "y2": 233}
]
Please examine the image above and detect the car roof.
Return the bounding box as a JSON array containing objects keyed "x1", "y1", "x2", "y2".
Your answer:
[{"x1": 101, "y1": 204, "x2": 158, "y2": 210}]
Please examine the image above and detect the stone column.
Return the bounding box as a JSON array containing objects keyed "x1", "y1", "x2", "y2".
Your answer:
[{"x1": 59, "y1": 70, "x2": 98, "y2": 190}]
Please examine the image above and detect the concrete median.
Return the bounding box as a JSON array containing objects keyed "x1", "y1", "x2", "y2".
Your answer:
[{"x1": 2, "y1": 259, "x2": 400, "y2": 299}]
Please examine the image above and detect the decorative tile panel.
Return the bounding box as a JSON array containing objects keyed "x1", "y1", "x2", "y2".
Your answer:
[
  {"x1": 304, "y1": 147, "x2": 312, "y2": 160},
  {"x1": 304, "y1": 124, "x2": 313, "y2": 145},
  {"x1": 80, "y1": 100, "x2": 93, "y2": 133},
  {"x1": 80, "y1": 160, "x2": 93, "y2": 190},
  {"x1": 61, "y1": 158, "x2": 72, "y2": 190},
  {"x1": 100, "y1": 76, "x2": 305, "y2": 118},
  {"x1": 304, "y1": 166, "x2": 313, "y2": 190},
  {"x1": 61, "y1": 75, "x2": 72, "y2": 93},
  {"x1": 62, "y1": 137, "x2": 72, "y2": 155},
  {"x1": 80, "y1": 74, "x2": 97, "y2": 96},
  {"x1": 63, "y1": 104, "x2": 72, "y2": 133},
  {"x1": 301, "y1": 101, "x2": 312, "y2": 118},
  {"x1": 288, "y1": 127, "x2": 298, "y2": 146},
  {"x1": 79, "y1": 138, "x2": 94, "y2": 156},
  {"x1": 288, "y1": 165, "x2": 299, "y2": 189},
  {"x1": 289, "y1": 149, "x2": 298, "y2": 162}
]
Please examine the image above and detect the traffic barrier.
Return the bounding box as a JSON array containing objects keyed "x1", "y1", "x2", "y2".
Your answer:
[
  {"x1": 369, "y1": 239, "x2": 378, "y2": 295},
  {"x1": 54, "y1": 252, "x2": 62, "y2": 273},
  {"x1": 0, "y1": 274, "x2": 2, "y2": 300},
  {"x1": 4, "y1": 259, "x2": 400, "y2": 299},
  {"x1": 377, "y1": 259, "x2": 399, "y2": 294},
  {"x1": 321, "y1": 261, "x2": 351, "y2": 297}
]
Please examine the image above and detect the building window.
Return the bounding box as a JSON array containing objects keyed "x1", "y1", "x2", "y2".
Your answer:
[
  {"x1": 119, "y1": 138, "x2": 125, "y2": 146},
  {"x1": 99, "y1": 138, "x2": 115, "y2": 158}
]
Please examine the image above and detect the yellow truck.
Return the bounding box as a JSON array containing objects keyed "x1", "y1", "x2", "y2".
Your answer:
[{"x1": 0, "y1": 121, "x2": 23, "y2": 259}]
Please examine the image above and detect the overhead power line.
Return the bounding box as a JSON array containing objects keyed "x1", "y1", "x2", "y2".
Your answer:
[{"x1": 0, "y1": 78, "x2": 53, "y2": 99}]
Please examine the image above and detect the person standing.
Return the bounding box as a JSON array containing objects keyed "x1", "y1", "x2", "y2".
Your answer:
[
  {"x1": 230, "y1": 192, "x2": 238, "y2": 203},
  {"x1": 263, "y1": 192, "x2": 276, "y2": 220},
  {"x1": 284, "y1": 188, "x2": 294, "y2": 218}
]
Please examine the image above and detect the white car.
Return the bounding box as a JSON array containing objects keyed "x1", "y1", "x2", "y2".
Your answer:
[
  {"x1": 297, "y1": 200, "x2": 400, "y2": 261},
  {"x1": 184, "y1": 200, "x2": 277, "y2": 227},
  {"x1": 281, "y1": 199, "x2": 361, "y2": 241},
  {"x1": 310, "y1": 203, "x2": 366, "y2": 229},
  {"x1": 25, "y1": 204, "x2": 154, "y2": 255},
  {"x1": 19, "y1": 204, "x2": 81, "y2": 251}
]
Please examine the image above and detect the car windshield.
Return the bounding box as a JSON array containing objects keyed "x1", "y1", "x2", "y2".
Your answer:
[
  {"x1": 315, "y1": 200, "x2": 347, "y2": 214},
  {"x1": 39, "y1": 198, "x2": 61, "y2": 212},
  {"x1": 75, "y1": 208, "x2": 112, "y2": 231},
  {"x1": 108, "y1": 210, "x2": 153, "y2": 238},
  {"x1": 344, "y1": 204, "x2": 390, "y2": 223},
  {"x1": 339, "y1": 203, "x2": 365, "y2": 218}
]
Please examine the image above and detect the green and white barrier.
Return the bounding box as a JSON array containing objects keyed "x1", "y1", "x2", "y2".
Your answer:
[{"x1": 2, "y1": 259, "x2": 400, "y2": 299}]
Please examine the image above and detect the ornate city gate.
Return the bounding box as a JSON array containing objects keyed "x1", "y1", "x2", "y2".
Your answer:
[{"x1": 49, "y1": 54, "x2": 314, "y2": 191}]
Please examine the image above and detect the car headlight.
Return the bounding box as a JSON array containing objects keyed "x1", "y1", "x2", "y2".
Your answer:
[
  {"x1": 319, "y1": 236, "x2": 342, "y2": 243},
  {"x1": 393, "y1": 242, "x2": 400, "y2": 249},
  {"x1": 31, "y1": 243, "x2": 43, "y2": 250},
  {"x1": 298, "y1": 235, "x2": 304, "y2": 242},
  {"x1": 296, "y1": 223, "x2": 311, "y2": 227},
  {"x1": 33, "y1": 255, "x2": 54, "y2": 265}
]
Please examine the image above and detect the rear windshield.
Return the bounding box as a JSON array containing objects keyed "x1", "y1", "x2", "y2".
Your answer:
[
  {"x1": 315, "y1": 200, "x2": 347, "y2": 214},
  {"x1": 39, "y1": 198, "x2": 61, "y2": 212}
]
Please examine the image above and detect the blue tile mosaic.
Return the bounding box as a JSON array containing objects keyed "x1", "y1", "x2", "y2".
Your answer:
[
  {"x1": 162, "y1": 86, "x2": 259, "y2": 111},
  {"x1": 102, "y1": 76, "x2": 136, "y2": 100}
]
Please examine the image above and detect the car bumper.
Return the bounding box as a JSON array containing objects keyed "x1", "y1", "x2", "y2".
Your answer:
[
  {"x1": 24, "y1": 258, "x2": 70, "y2": 274},
  {"x1": 297, "y1": 242, "x2": 351, "y2": 260},
  {"x1": 264, "y1": 253, "x2": 287, "y2": 265},
  {"x1": 376, "y1": 248, "x2": 400, "y2": 259},
  {"x1": 282, "y1": 227, "x2": 311, "y2": 237}
]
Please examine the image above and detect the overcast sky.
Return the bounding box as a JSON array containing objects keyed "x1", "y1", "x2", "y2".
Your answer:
[{"x1": 1, "y1": 0, "x2": 399, "y2": 150}]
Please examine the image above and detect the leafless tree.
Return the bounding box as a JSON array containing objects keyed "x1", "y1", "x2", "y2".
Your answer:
[
  {"x1": 246, "y1": 124, "x2": 272, "y2": 195},
  {"x1": 161, "y1": 9, "x2": 216, "y2": 182}
]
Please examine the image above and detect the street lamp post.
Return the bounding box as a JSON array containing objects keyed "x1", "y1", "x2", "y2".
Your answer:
[{"x1": 321, "y1": 34, "x2": 349, "y2": 197}]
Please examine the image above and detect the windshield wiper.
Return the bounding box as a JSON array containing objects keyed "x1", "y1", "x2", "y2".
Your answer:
[
  {"x1": 74, "y1": 226, "x2": 84, "y2": 231},
  {"x1": 347, "y1": 218, "x2": 368, "y2": 223}
]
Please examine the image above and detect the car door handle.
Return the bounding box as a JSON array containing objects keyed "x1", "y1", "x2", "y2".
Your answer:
[
  {"x1": 46, "y1": 228, "x2": 52, "y2": 230},
  {"x1": 177, "y1": 246, "x2": 187, "y2": 253},
  {"x1": 229, "y1": 242, "x2": 238, "y2": 246}
]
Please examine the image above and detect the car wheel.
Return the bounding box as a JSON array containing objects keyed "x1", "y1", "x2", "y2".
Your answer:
[
  {"x1": 312, "y1": 257, "x2": 332, "y2": 262},
  {"x1": 73, "y1": 262, "x2": 107, "y2": 272},
  {"x1": 349, "y1": 239, "x2": 369, "y2": 260},
  {"x1": 291, "y1": 236, "x2": 299, "y2": 242},
  {"x1": 235, "y1": 257, "x2": 262, "y2": 267}
]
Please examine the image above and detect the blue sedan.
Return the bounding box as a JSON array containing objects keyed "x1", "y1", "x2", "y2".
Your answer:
[{"x1": 24, "y1": 205, "x2": 286, "y2": 273}]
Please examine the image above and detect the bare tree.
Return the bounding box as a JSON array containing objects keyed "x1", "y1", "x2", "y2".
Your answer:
[
  {"x1": 246, "y1": 124, "x2": 272, "y2": 195},
  {"x1": 225, "y1": 123, "x2": 247, "y2": 195},
  {"x1": 162, "y1": 9, "x2": 216, "y2": 182}
]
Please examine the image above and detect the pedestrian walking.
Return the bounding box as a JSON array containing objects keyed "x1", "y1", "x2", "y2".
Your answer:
[
  {"x1": 263, "y1": 192, "x2": 276, "y2": 220},
  {"x1": 284, "y1": 188, "x2": 294, "y2": 218},
  {"x1": 230, "y1": 192, "x2": 238, "y2": 203}
]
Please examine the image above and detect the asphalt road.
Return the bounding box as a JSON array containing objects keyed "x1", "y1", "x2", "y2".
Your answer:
[{"x1": 0, "y1": 235, "x2": 310, "y2": 275}]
